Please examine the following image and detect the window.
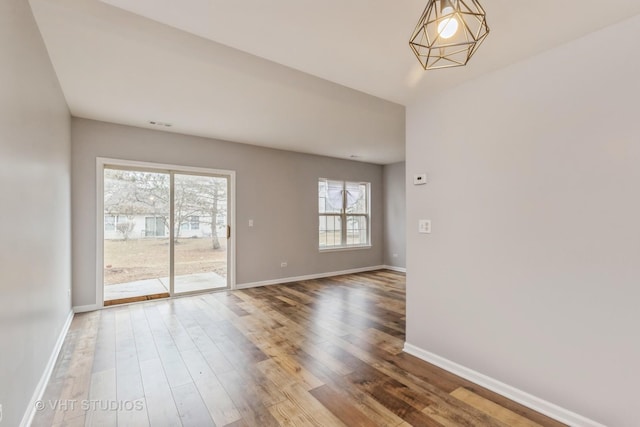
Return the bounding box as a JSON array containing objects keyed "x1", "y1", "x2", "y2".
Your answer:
[
  {"x1": 189, "y1": 216, "x2": 200, "y2": 230},
  {"x1": 319, "y1": 179, "x2": 370, "y2": 249},
  {"x1": 145, "y1": 216, "x2": 166, "y2": 237},
  {"x1": 105, "y1": 215, "x2": 116, "y2": 231},
  {"x1": 179, "y1": 216, "x2": 199, "y2": 232}
]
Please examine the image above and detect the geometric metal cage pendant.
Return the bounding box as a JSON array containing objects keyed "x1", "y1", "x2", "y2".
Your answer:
[{"x1": 409, "y1": 0, "x2": 489, "y2": 70}]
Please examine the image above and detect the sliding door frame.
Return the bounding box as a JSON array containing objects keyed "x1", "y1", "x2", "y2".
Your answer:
[
  {"x1": 170, "y1": 171, "x2": 232, "y2": 297},
  {"x1": 96, "y1": 157, "x2": 236, "y2": 309}
]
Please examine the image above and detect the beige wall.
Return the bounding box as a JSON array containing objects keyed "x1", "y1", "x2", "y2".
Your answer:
[
  {"x1": 72, "y1": 118, "x2": 385, "y2": 307},
  {"x1": 383, "y1": 162, "x2": 406, "y2": 269},
  {"x1": 0, "y1": 1, "x2": 72, "y2": 425},
  {"x1": 406, "y1": 15, "x2": 640, "y2": 426}
]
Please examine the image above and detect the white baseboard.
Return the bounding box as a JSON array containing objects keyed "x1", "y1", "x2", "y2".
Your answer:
[
  {"x1": 73, "y1": 304, "x2": 99, "y2": 313},
  {"x1": 382, "y1": 265, "x2": 406, "y2": 273},
  {"x1": 20, "y1": 310, "x2": 74, "y2": 427},
  {"x1": 403, "y1": 343, "x2": 605, "y2": 427},
  {"x1": 236, "y1": 265, "x2": 386, "y2": 289}
]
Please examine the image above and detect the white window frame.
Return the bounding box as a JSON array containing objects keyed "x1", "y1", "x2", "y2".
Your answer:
[{"x1": 318, "y1": 178, "x2": 371, "y2": 251}]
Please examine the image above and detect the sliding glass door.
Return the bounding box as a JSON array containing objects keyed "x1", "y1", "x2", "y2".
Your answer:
[
  {"x1": 172, "y1": 173, "x2": 229, "y2": 295},
  {"x1": 103, "y1": 168, "x2": 171, "y2": 305},
  {"x1": 102, "y1": 162, "x2": 233, "y2": 306}
]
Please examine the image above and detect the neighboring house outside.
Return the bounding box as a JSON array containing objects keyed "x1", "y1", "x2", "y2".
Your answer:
[{"x1": 104, "y1": 213, "x2": 215, "y2": 240}]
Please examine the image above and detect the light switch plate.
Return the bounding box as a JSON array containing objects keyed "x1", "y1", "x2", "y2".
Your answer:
[{"x1": 418, "y1": 219, "x2": 431, "y2": 234}]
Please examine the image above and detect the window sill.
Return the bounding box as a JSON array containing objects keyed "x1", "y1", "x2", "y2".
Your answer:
[{"x1": 319, "y1": 245, "x2": 372, "y2": 253}]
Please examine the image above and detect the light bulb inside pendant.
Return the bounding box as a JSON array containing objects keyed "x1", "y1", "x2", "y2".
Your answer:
[
  {"x1": 409, "y1": 0, "x2": 490, "y2": 70},
  {"x1": 437, "y1": 3, "x2": 459, "y2": 39}
]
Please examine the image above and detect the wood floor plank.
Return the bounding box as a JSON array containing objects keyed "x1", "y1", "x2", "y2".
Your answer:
[
  {"x1": 459, "y1": 384, "x2": 566, "y2": 427},
  {"x1": 139, "y1": 358, "x2": 182, "y2": 427},
  {"x1": 157, "y1": 305, "x2": 198, "y2": 353},
  {"x1": 185, "y1": 324, "x2": 236, "y2": 375},
  {"x1": 60, "y1": 312, "x2": 99, "y2": 424},
  {"x1": 51, "y1": 414, "x2": 87, "y2": 427},
  {"x1": 246, "y1": 329, "x2": 325, "y2": 391},
  {"x1": 144, "y1": 305, "x2": 193, "y2": 388},
  {"x1": 115, "y1": 308, "x2": 145, "y2": 403},
  {"x1": 172, "y1": 382, "x2": 215, "y2": 427},
  {"x1": 130, "y1": 304, "x2": 160, "y2": 363},
  {"x1": 217, "y1": 369, "x2": 281, "y2": 427},
  {"x1": 255, "y1": 359, "x2": 298, "y2": 390},
  {"x1": 422, "y1": 402, "x2": 509, "y2": 427},
  {"x1": 91, "y1": 309, "x2": 116, "y2": 374},
  {"x1": 33, "y1": 270, "x2": 566, "y2": 427},
  {"x1": 309, "y1": 384, "x2": 377, "y2": 427},
  {"x1": 115, "y1": 397, "x2": 150, "y2": 427},
  {"x1": 275, "y1": 382, "x2": 348, "y2": 427},
  {"x1": 195, "y1": 377, "x2": 242, "y2": 426},
  {"x1": 348, "y1": 327, "x2": 405, "y2": 356},
  {"x1": 32, "y1": 314, "x2": 94, "y2": 427},
  {"x1": 180, "y1": 348, "x2": 242, "y2": 425},
  {"x1": 326, "y1": 336, "x2": 509, "y2": 427},
  {"x1": 346, "y1": 364, "x2": 443, "y2": 426},
  {"x1": 85, "y1": 368, "x2": 117, "y2": 427},
  {"x1": 267, "y1": 398, "x2": 312, "y2": 426},
  {"x1": 308, "y1": 369, "x2": 408, "y2": 426},
  {"x1": 450, "y1": 387, "x2": 544, "y2": 427},
  {"x1": 295, "y1": 337, "x2": 355, "y2": 377}
]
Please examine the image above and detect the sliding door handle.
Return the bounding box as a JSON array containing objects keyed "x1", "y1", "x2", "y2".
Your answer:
[{"x1": 227, "y1": 225, "x2": 231, "y2": 239}]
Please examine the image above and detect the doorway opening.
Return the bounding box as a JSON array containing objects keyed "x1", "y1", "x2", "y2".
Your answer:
[{"x1": 99, "y1": 160, "x2": 234, "y2": 306}]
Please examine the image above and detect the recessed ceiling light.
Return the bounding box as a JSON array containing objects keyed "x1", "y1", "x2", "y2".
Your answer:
[{"x1": 148, "y1": 120, "x2": 172, "y2": 127}]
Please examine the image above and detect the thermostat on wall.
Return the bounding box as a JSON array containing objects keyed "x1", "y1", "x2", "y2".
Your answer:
[{"x1": 414, "y1": 173, "x2": 427, "y2": 185}]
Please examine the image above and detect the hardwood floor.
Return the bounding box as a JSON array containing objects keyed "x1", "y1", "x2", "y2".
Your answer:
[{"x1": 32, "y1": 270, "x2": 565, "y2": 426}]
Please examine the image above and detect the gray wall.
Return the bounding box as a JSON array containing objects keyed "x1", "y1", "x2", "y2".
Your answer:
[
  {"x1": 383, "y1": 162, "x2": 406, "y2": 269},
  {"x1": 72, "y1": 118, "x2": 384, "y2": 307},
  {"x1": 406, "y1": 15, "x2": 640, "y2": 427},
  {"x1": 0, "y1": 1, "x2": 72, "y2": 426}
]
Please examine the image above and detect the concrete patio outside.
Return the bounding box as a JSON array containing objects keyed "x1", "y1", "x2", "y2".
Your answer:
[{"x1": 104, "y1": 271, "x2": 227, "y2": 305}]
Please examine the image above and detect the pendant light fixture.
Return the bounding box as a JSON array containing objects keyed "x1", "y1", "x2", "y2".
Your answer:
[{"x1": 409, "y1": 0, "x2": 489, "y2": 70}]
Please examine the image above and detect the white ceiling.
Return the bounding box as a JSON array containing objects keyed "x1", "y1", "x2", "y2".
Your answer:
[
  {"x1": 29, "y1": 0, "x2": 640, "y2": 164},
  {"x1": 98, "y1": 0, "x2": 640, "y2": 104}
]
